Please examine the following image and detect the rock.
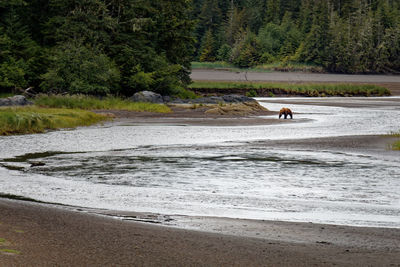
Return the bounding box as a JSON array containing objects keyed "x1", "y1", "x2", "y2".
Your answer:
[
  {"x1": 30, "y1": 162, "x2": 46, "y2": 167},
  {"x1": 192, "y1": 96, "x2": 224, "y2": 104},
  {"x1": 131, "y1": 91, "x2": 163, "y2": 103},
  {"x1": 0, "y1": 95, "x2": 32, "y2": 107},
  {"x1": 222, "y1": 94, "x2": 256, "y2": 103}
]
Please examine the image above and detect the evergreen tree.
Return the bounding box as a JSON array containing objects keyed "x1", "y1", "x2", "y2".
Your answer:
[
  {"x1": 299, "y1": 0, "x2": 330, "y2": 65},
  {"x1": 199, "y1": 29, "x2": 216, "y2": 61}
]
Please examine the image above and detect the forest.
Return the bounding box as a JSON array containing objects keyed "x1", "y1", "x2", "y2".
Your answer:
[
  {"x1": 1, "y1": 0, "x2": 399, "y2": 96},
  {"x1": 193, "y1": 0, "x2": 400, "y2": 72},
  {"x1": 0, "y1": 0, "x2": 195, "y2": 96}
]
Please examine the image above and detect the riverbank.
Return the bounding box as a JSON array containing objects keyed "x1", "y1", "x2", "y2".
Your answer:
[
  {"x1": 1, "y1": 199, "x2": 399, "y2": 266},
  {"x1": 190, "y1": 69, "x2": 400, "y2": 96},
  {"x1": 94, "y1": 103, "x2": 294, "y2": 126}
]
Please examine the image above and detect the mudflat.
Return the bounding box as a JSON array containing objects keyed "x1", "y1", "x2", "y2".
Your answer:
[{"x1": 1, "y1": 199, "x2": 399, "y2": 266}]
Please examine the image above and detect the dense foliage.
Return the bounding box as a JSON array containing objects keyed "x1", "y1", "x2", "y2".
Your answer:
[
  {"x1": 0, "y1": 0, "x2": 195, "y2": 95},
  {"x1": 193, "y1": 0, "x2": 400, "y2": 73},
  {"x1": 1, "y1": 0, "x2": 399, "y2": 96}
]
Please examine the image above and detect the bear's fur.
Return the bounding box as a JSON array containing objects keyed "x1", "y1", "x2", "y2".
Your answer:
[{"x1": 279, "y1": 108, "x2": 293, "y2": 119}]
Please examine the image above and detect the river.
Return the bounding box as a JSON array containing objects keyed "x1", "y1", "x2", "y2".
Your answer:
[{"x1": 0, "y1": 97, "x2": 399, "y2": 228}]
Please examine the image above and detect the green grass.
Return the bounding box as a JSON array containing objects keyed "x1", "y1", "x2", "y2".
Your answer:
[
  {"x1": 189, "y1": 81, "x2": 390, "y2": 97},
  {"x1": 192, "y1": 61, "x2": 238, "y2": 70},
  {"x1": 0, "y1": 93, "x2": 15, "y2": 98},
  {"x1": 0, "y1": 238, "x2": 6, "y2": 244},
  {"x1": 0, "y1": 249, "x2": 21, "y2": 255},
  {"x1": 0, "y1": 107, "x2": 108, "y2": 135},
  {"x1": 251, "y1": 62, "x2": 325, "y2": 73},
  {"x1": 389, "y1": 131, "x2": 400, "y2": 150},
  {"x1": 34, "y1": 95, "x2": 171, "y2": 113},
  {"x1": 393, "y1": 141, "x2": 400, "y2": 150}
]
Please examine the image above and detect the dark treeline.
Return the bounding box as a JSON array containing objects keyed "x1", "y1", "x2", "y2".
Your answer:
[
  {"x1": 1, "y1": 1, "x2": 399, "y2": 96},
  {"x1": 193, "y1": 0, "x2": 400, "y2": 73},
  {"x1": 0, "y1": 0, "x2": 195, "y2": 95}
]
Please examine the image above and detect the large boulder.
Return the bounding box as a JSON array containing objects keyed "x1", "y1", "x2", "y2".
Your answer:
[
  {"x1": 131, "y1": 91, "x2": 163, "y2": 103},
  {"x1": 0, "y1": 95, "x2": 32, "y2": 106}
]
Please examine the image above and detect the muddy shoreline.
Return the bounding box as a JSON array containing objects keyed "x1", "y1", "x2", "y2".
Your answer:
[
  {"x1": 1, "y1": 199, "x2": 399, "y2": 266},
  {"x1": 95, "y1": 104, "x2": 301, "y2": 126}
]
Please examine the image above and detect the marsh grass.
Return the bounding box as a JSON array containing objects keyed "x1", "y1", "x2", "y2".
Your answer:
[
  {"x1": 34, "y1": 95, "x2": 171, "y2": 113},
  {"x1": 393, "y1": 141, "x2": 400, "y2": 150},
  {"x1": 189, "y1": 81, "x2": 390, "y2": 97},
  {"x1": 0, "y1": 107, "x2": 108, "y2": 135},
  {"x1": 0, "y1": 249, "x2": 21, "y2": 255},
  {"x1": 389, "y1": 131, "x2": 400, "y2": 150},
  {"x1": 251, "y1": 62, "x2": 325, "y2": 73}
]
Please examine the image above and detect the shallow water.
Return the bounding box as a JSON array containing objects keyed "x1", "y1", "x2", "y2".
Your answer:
[{"x1": 0, "y1": 97, "x2": 399, "y2": 228}]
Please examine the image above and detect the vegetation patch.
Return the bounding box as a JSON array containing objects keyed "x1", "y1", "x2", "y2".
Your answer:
[
  {"x1": 0, "y1": 107, "x2": 108, "y2": 135},
  {"x1": 0, "y1": 238, "x2": 7, "y2": 245},
  {"x1": 0, "y1": 93, "x2": 15, "y2": 99},
  {"x1": 0, "y1": 249, "x2": 21, "y2": 255},
  {"x1": 192, "y1": 61, "x2": 241, "y2": 71},
  {"x1": 189, "y1": 81, "x2": 390, "y2": 97},
  {"x1": 205, "y1": 102, "x2": 269, "y2": 116},
  {"x1": 34, "y1": 95, "x2": 171, "y2": 113},
  {"x1": 388, "y1": 131, "x2": 400, "y2": 150}
]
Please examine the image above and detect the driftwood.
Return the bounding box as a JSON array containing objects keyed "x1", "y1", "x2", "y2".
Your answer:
[{"x1": 17, "y1": 87, "x2": 37, "y2": 98}]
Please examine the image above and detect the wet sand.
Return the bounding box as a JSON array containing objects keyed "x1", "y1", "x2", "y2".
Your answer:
[
  {"x1": 1, "y1": 199, "x2": 400, "y2": 266},
  {"x1": 95, "y1": 104, "x2": 301, "y2": 126}
]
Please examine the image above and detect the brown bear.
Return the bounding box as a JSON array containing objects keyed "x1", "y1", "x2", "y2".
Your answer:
[{"x1": 279, "y1": 108, "x2": 293, "y2": 119}]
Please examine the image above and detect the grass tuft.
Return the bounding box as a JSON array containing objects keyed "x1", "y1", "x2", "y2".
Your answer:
[
  {"x1": 189, "y1": 81, "x2": 390, "y2": 97},
  {"x1": 34, "y1": 95, "x2": 171, "y2": 113},
  {"x1": 0, "y1": 249, "x2": 21, "y2": 255},
  {"x1": 388, "y1": 131, "x2": 400, "y2": 150},
  {"x1": 0, "y1": 107, "x2": 108, "y2": 135}
]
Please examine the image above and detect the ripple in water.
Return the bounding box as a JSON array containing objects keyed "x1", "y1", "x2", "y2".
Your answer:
[{"x1": 2, "y1": 143, "x2": 399, "y2": 228}]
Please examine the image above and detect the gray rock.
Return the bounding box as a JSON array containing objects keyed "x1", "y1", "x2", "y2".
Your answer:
[
  {"x1": 131, "y1": 91, "x2": 164, "y2": 103},
  {"x1": 182, "y1": 94, "x2": 255, "y2": 104},
  {"x1": 192, "y1": 96, "x2": 224, "y2": 104},
  {"x1": 0, "y1": 95, "x2": 32, "y2": 106},
  {"x1": 222, "y1": 94, "x2": 255, "y2": 103}
]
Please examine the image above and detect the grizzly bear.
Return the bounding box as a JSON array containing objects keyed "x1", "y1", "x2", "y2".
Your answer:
[{"x1": 279, "y1": 108, "x2": 293, "y2": 119}]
